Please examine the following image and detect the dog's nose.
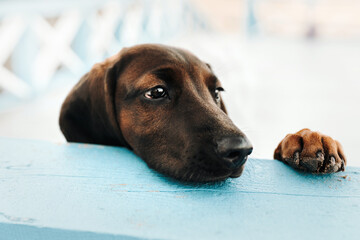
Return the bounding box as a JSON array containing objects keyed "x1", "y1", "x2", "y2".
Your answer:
[{"x1": 215, "y1": 136, "x2": 253, "y2": 169}]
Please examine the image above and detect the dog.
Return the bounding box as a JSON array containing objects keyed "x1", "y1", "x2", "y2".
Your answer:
[{"x1": 59, "y1": 44, "x2": 346, "y2": 182}]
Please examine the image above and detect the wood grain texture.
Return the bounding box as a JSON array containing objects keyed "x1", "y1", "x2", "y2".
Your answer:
[{"x1": 0, "y1": 137, "x2": 359, "y2": 240}]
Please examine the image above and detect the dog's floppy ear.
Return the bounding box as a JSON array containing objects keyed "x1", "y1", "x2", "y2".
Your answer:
[{"x1": 59, "y1": 50, "x2": 130, "y2": 147}]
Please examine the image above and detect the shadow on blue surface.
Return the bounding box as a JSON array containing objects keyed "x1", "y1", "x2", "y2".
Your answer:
[{"x1": 0, "y1": 223, "x2": 158, "y2": 240}]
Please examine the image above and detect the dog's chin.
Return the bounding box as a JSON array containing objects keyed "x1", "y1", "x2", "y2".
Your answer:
[
  {"x1": 229, "y1": 165, "x2": 245, "y2": 178},
  {"x1": 174, "y1": 165, "x2": 246, "y2": 183},
  {"x1": 195, "y1": 164, "x2": 246, "y2": 182},
  {"x1": 157, "y1": 167, "x2": 231, "y2": 183},
  {"x1": 144, "y1": 156, "x2": 246, "y2": 183}
]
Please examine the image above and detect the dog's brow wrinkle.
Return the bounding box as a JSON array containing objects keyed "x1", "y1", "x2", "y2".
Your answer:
[
  {"x1": 206, "y1": 75, "x2": 219, "y2": 87},
  {"x1": 152, "y1": 68, "x2": 174, "y2": 82},
  {"x1": 123, "y1": 86, "x2": 143, "y2": 101}
]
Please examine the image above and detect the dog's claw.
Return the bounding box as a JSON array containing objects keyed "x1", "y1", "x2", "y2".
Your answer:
[
  {"x1": 330, "y1": 156, "x2": 336, "y2": 165},
  {"x1": 340, "y1": 161, "x2": 345, "y2": 171},
  {"x1": 293, "y1": 152, "x2": 300, "y2": 163},
  {"x1": 316, "y1": 151, "x2": 324, "y2": 159},
  {"x1": 325, "y1": 156, "x2": 338, "y2": 173}
]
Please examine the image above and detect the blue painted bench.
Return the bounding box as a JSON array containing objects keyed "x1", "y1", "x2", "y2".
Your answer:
[{"x1": 0, "y1": 137, "x2": 359, "y2": 240}]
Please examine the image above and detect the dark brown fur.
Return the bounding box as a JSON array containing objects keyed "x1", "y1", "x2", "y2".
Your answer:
[{"x1": 60, "y1": 44, "x2": 346, "y2": 182}]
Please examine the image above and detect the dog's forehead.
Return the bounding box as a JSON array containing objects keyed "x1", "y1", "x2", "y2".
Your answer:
[{"x1": 124, "y1": 44, "x2": 209, "y2": 74}]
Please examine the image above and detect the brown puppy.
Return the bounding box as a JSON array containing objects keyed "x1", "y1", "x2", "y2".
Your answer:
[{"x1": 59, "y1": 44, "x2": 346, "y2": 182}]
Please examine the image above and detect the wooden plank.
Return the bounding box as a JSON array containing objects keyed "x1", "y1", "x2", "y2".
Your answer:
[{"x1": 0, "y1": 137, "x2": 359, "y2": 240}]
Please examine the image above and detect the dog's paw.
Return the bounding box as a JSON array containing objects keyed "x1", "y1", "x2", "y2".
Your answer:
[{"x1": 274, "y1": 128, "x2": 346, "y2": 173}]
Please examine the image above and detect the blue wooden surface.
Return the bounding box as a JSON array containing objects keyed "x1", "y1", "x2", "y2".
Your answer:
[{"x1": 0, "y1": 137, "x2": 359, "y2": 240}]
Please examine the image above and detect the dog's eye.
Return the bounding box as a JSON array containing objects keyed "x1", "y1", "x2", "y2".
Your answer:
[
  {"x1": 214, "y1": 87, "x2": 224, "y2": 103},
  {"x1": 144, "y1": 86, "x2": 168, "y2": 99}
]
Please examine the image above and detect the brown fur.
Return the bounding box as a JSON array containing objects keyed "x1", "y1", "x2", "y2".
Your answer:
[
  {"x1": 60, "y1": 44, "x2": 345, "y2": 182},
  {"x1": 274, "y1": 128, "x2": 346, "y2": 173}
]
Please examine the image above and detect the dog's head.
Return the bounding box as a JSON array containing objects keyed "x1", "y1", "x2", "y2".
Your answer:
[{"x1": 60, "y1": 44, "x2": 252, "y2": 182}]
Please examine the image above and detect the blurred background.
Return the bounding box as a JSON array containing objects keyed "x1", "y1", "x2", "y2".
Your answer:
[{"x1": 0, "y1": 0, "x2": 359, "y2": 165}]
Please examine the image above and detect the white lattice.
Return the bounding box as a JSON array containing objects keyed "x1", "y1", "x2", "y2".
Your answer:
[
  {"x1": 32, "y1": 10, "x2": 85, "y2": 89},
  {"x1": 89, "y1": 2, "x2": 124, "y2": 60},
  {"x1": 0, "y1": 16, "x2": 31, "y2": 97},
  {"x1": 0, "y1": 0, "x2": 207, "y2": 99}
]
